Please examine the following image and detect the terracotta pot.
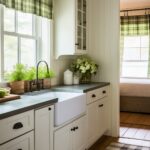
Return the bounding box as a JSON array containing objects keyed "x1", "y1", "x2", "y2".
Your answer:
[
  {"x1": 9, "y1": 81, "x2": 24, "y2": 94},
  {"x1": 43, "y1": 78, "x2": 51, "y2": 89}
]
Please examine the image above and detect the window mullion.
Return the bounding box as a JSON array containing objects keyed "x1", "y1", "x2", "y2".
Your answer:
[
  {"x1": 18, "y1": 36, "x2": 21, "y2": 64},
  {"x1": 0, "y1": 6, "x2": 4, "y2": 80}
]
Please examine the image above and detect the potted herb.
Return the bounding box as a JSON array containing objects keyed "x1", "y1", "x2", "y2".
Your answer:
[
  {"x1": 24, "y1": 67, "x2": 36, "y2": 92},
  {"x1": 38, "y1": 66, "x2": 55, "y2": 89},
  {"x1": 70, "y1": 56, "x2": 98, "y2": 83},
  {"x1": 5, "y1": 64, "x2": 26, "y2": 94}
]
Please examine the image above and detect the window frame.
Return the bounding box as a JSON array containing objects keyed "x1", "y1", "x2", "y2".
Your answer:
[
  {"x1": 121, "y1": 35, "x2": 150, "y2": 79},
  {"x1": 0, "y1": 5, "x2": 43, "y2": 80}
]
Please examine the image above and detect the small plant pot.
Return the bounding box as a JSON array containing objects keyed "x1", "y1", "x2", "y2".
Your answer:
[
  {"x1": 24, "y1": 80, "x2": 30, "y2": 92},
  {"x1": 43, "y1": 78, "x2": 51, "y2": 89},
  {"x1": 9, "y1": 81, "x2": 25, "y2": 94}
]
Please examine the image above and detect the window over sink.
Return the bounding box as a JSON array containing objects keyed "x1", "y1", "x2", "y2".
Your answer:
[{"x1": 0, "y1": 5, "x2": 51, "y2": 80}]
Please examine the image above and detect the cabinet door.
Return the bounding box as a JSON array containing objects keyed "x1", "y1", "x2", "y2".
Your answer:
[
  {"x1": 96, "y1": 100, "x2": 103, "y2": 138},
  {"x1": 35, "y1": 106, "x2": 53, "y2": 150},
  {"x1": 101, "y1": 97, "x2": 110, "y2": 133},
  {"x1": 96, "y1": 97, "x2": 109, "y2": 138},
  {"x1": 54, "y1": 123, "x2": 72, "y2": 150},
  {"x1": 72, "y1": 115, "x2": 87, "y2": 150},
  {"x1": 76, "y1": 0, "x2": 87, "y2": 52},
  {"x1": 87, "y1": 102, "x2": 98, "y2": 147}
]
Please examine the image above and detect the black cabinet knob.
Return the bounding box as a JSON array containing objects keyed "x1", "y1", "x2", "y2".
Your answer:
[
  {"x1": 102, "y1": 90, "x2": 106, "y2": 94},
  {"x1": 92, "y1": 94, "x2": 96, "y2": 98},
  {"x1": 48, "y1": 107, "x2": 51, "y2": 111},
  {"x1": 13, "y1": 122, "x2": 23, "y2": 129}
]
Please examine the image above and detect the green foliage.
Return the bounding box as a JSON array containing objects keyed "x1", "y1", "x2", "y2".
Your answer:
[
  {"x1": 24, "y1": 67, "x2": 36, "y2": 81},
  {"x1": 70, "y1": 55, "x2": 98, "y2": 76},
  {"x1": 5, "y1": 64, "x2": 56, "y2": 82},
  {"x1": 38, "y1": 66, "x2": 55, "y2": 79},
  {"x1": 0, "y1": 88, "x2": 7, "y2": 98},
  {"x1": 5, "y1": 64, "x2": 26, "y2": 82}
]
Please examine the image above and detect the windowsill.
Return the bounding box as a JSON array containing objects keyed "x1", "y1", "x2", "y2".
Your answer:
[{"x1": 120, "y1": 77, "x2": 150, "y2": 84}]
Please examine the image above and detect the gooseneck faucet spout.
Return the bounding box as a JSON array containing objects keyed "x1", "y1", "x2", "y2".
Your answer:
[{"x1": 36, "y1": 60, "x2": 49, "y2": 90}]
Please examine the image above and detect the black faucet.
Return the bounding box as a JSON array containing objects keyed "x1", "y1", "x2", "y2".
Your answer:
[{"x1": 36, "y1": 60, "x2": 50, "y2": 90}]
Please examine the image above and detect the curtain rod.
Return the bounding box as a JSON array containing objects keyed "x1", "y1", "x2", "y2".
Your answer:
[{"x1": 120, "y1": 8, "x2": 150, "y2": 12}]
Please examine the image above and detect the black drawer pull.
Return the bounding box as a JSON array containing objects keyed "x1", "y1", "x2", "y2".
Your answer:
[
  {"x1": 18, "y1": 149, "x2": 22, "y2": 150},
  {"x1": 99, "y1": 104, "x2": 104, "y2": 108},
  {"x1": 102, "y1": 90, "x2": 106, "y2": 94},
  {"x1": 71, "y1": 127, "x2": 76, "y2": 131},
  {"x1": 13, "y1": 122, "x2": 23, "y2": 129},
  {"x1": 92, "y1": 94, "x2": 96, "y2": 98},
  {"x1": 75, "y1": 126, "x2": 79, "y2": 130}
]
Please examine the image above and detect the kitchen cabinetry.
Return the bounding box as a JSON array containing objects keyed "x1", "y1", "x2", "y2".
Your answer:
[
  {"x1": 35, "y1": 105, "x2": 54, "y2": 150},
  {"x1": 54, "y1": 0, "x2": 87, "y2": 58},
  {"x1": 0, "y1": 110, "x2": 34, "y2": 150},
  {"x1": 54, "y1": 115, "x2": 87, "y2": 150},
  {"x1": 0, "y1": 132, "x2": 34, "y2": 150},
  {"x1": 87, "y1": 86, "x2": 110, "y2": 148}
]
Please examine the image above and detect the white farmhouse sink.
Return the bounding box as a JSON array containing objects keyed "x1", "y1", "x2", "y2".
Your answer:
[{"x1": 54, "y1": 92, "x2": 86, "y2": 126}]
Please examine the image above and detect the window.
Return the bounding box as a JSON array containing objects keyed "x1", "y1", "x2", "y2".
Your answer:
[
  {"x1": 121, "y1": 35, "x2": 149, "y2": 78},
  {"x1": 0, "y1": 6, "x2": 51, "y2": 80}
]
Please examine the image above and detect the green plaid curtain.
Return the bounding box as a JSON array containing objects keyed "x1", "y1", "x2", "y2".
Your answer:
[
  {"x1": 121, "y1": 15, "x2": 149, "y2": 36},
  {"x1": 0, "y1": 0, "x2": 53, "y2": 19},
  {"x1": 120, "y1": 14, "x2": 150, "y2": 77}
]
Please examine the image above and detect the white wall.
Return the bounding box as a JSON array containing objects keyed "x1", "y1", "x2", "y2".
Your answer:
[{"x1": 87, "y1": 0, "x2": 120, "y2": 137}]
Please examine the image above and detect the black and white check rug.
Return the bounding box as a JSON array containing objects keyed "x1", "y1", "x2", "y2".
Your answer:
[{"x1": 106, "y1": 142, "x2": 150, "y2": 150}]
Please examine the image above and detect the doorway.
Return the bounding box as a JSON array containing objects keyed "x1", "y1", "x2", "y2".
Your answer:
[{"x1": 120, "y1": 0, "x2": 150, "y2": 141}]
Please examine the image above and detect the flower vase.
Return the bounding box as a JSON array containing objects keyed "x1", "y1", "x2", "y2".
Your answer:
[{"x1": 80, "y1": 75, "x2": 91, "y2": 84}]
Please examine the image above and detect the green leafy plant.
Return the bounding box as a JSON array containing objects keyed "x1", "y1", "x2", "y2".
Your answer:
[
  {"x1": 70, "y1": 55, "x2": 98, "y2": 82},
  {"x1": 24, "y1": 67, "x2": 36, "y2": 81},
  {"x1": 38, "y1": 66, "x2": 55, "y2": 79},
  {"x1": 5, "y1": 64, "x2": 27, "y2": 82}
]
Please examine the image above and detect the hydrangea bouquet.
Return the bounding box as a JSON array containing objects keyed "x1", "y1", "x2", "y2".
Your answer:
[{"x1": 70, "y1": 56, "x2": 98, "y2": 83}]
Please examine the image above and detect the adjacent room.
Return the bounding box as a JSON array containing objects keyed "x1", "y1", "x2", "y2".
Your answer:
[{"x1": 120, "y1": 0, "x2": 150, "y2": 141}]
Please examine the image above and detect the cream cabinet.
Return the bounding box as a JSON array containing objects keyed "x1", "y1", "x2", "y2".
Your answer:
[
  {"x1": 54, "y1": 115, "x2": 87, "y2": 150},
  {"x1": 35, "y1": 105, "x2": 54, "y2": 150},
  {"x1": 87, "y1": 86, "x2": 110, "y2": 148},
  {"x1": 0, "y1": 110, "x2": 34, "y2": 144},
  {"x1": 0, "y1": 132, "x2": 34, "y2": 150},
  {"x1": 54, "y1": 0, "x2": 87, "y2": 58}
]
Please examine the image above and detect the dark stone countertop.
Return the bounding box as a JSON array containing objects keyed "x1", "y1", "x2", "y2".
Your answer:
[
  {"x1": 52, "y1": 82, "x2": 110, "y2": 93},
  {"x1": 0, "y1": 82, "x2": 110, "y2": 120},
  {"x1": 0, "y1": 93, "x2": 58, "y2": 120}
]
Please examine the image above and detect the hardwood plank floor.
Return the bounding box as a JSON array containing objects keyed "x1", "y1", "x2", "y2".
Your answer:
[
  {"x1": 89, "y1": 136, "x2": 150, "y2": 150},
  {"x1": 89, "y1": 112, "x2": 150, "y2": 149},
  {"x1": 120, "y1": 112, "x2": 150, "y2": 141}
]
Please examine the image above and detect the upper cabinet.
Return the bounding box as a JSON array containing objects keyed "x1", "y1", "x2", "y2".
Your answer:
[{"x1": 54, "y1": 0, "x2": 87, "y2": 58}]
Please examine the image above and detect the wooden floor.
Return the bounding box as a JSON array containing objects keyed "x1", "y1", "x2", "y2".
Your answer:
[
  {"x1": 89, "y1": 112, "x2": 150, "y2": 150},
  {"x1": 120, "y1": 112, "x2": 150, "y2": 126}
]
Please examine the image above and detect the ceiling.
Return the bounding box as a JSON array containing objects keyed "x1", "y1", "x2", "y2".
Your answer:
[{"x1": 120, "y1": 0, "x2": 150, "y2": 10}]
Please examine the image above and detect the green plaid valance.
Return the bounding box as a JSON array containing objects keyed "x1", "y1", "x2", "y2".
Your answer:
[
  {"x1": 120, "y1": 15, "x2": 150, "y2": 36},
  {"x1": 0, "y1": 0, "x2": 53, "y2": 19}
]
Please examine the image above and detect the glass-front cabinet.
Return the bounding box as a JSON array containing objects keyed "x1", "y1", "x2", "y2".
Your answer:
[
  {"x1": 76, "y1": 0, "x2": 87, "y2": 52},
  {"x1": 54, "y1": 0, "x2": 87, "y2": 58}
]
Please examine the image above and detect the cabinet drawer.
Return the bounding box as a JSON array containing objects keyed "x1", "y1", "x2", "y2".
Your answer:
[
  {"x1": 0, "y1": 131, "x2": 34, "y2": 150},
  {"x1": 98, "y1": 86, "x2": 109, "y2": 99},
  {"x1": 87, "y1": 89, "x2": 100, "y2": 104},
  {"x1": 0, "y1": 110, "x2": 34, "y2": 144}
]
